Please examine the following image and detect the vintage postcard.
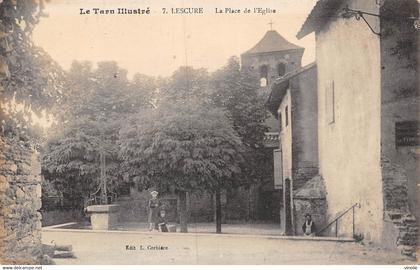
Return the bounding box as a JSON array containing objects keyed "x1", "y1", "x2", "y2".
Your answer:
[{"x1": 0, "y1": 0, "x2": 419, "y2": 267}]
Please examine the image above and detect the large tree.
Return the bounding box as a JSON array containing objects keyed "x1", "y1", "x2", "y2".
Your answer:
[
  {"x1": 0, "y1": 0, "x2": 65, "y2": 140},
  {"x1": 158, "y1": 66, "x2": 210, "y2": 105},
  {"x1": 119, "y1": 101, "x2": 244, "y2": 232},
  {"x1": 210, "y1": 57, "x2": 270, "y2": 217},
  {"x1": 42, "y1": 61, "x2": 156, "y2": 208}
]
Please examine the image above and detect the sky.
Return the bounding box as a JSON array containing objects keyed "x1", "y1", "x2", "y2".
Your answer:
[{"x1": 33, "y1": 0, "x2": 317, "y2": 78}]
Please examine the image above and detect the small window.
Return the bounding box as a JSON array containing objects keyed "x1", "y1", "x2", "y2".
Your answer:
[
  {"x1": 285, "y1": 106, "x2": 289, "y2": 127},
  {"x1": 395, "y1": 121, "x2": 419, "y2": 147},
  {"x1": 277, "y1": 63, "x2": 286, "y2": 77},
  {"x1": 260, "y1": 78, "x2": 267, "y2": 87}
]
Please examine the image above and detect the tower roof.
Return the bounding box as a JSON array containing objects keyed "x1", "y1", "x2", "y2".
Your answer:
[{"x1": 243, "y1": 30, "x2": 303, "y2": 55}]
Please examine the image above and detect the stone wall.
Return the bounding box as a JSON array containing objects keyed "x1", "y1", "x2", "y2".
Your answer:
[
  {"x1": 117, "y1": 187, "x2": 216, "y2": 223},
  {"x1": 382, "y1": 158, "x2": 417, "y2": 258},
  {"x1": 292, "y1": 167, "x2": 319, "y2": 191},
  {"x1": 189, "y1": 191, "x2": 214, "y2": 222},
  {"x1": 117, "y1": 185, "x2": 275, "y2": 224},
  {"x1": 116, "y1": 187, "x2": 179, "y2": 223},
  {"x1": 241, "y1": 49, "x2": 303, "y2": 92},
  {"x1": 0, "y1": 135, "x2": 43, "y2": 264},
  {"x1": 293, "y1": 176, "x2": 327, "y2": 236},
  {"x1": 379, "y1": 0, "x2": 419, "y2": 233},
  {"x1": 41, "y1": 209, "x2": 84, "y2": 227}
]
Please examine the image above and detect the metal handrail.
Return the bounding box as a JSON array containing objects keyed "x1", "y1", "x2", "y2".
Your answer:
[{"x1": 316, "y1": 203, "x2": 360, "y2": 237}]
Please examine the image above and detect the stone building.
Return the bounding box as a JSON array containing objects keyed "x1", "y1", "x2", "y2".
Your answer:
[
  {"x1": 297, "y1": 0, "x2": 418, "y2": 257},
  {"x1": 241, "y1": 30, "x2": 304, "y2": 89},
  {"x1": 241, "y1": 30, "x2": 305, "y2": 133},
  {"x1": 266, "y1": 63, "x2": 321, "y2": 235},
  {"x1": 0, "y1": 135, "x2": 43, "y2": 264}
]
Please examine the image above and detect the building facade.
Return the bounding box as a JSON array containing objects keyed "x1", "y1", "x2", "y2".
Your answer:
[
  {"x1": 240, "y1": 30, "x2": 306, "y2": 223},
  {"x1": 266, "y1": 63, "x2": 320, "y2": 235},
  {"x1": 297, "y1": 0, "x2": 419, "y2": 257}
]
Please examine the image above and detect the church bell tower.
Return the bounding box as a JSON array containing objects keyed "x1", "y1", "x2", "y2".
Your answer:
[{"x1": 240, "y1": 25, "x2": 304, "y2": 97}]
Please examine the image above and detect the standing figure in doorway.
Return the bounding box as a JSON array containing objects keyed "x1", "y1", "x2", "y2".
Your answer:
[
  {"x1": 148, "y1": 190, "x2": 161, "y2": 231},
  {"x1": 302, "y1": 213, "x2": 316, "y2": 236}
]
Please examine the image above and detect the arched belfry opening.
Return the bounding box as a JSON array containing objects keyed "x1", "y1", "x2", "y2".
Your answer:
[{"x1": 277, "y1": 63, "x2": 286, "y2": 77}]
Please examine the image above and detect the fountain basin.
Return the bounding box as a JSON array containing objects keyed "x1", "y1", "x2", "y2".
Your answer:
[{"x1": 86, "y1": 204, "x2": 120, "y2": 230}]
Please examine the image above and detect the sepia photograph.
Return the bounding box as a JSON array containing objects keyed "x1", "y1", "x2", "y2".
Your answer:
[{"x1": 0, "y1": 0, "x2": 419, "y2": 267}]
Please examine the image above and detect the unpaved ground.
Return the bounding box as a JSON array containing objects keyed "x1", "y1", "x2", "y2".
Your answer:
[
  {"x1": 42, "y1": 229, "x2": 413, "y2": 264},
  {"x1": 114, "y1": 222, "x2": 283, "y2": 235}
]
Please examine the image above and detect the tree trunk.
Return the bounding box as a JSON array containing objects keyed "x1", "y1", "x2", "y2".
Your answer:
[
  {"x1": 246, "y1": 186, "x2": 251, "y2": 221},
  {"x1": 178, "y1": 190, "x2": 188, "y2": 233},
  {"x1": 215, "y1": 189, "x2": 222, "y2": 234}
]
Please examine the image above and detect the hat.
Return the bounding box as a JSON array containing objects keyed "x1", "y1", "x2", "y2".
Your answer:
[{"x1": 150, "y1": 190, "x2": 158, "y2": 195}]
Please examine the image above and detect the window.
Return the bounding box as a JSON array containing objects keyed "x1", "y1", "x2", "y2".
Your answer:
[
  {"x1": 277, "y1": 63, "x2": 286, "y2": 77},
  {"x1": 260, "y1": 77, "x2": 267, "y2": 87},
  {"x1": 285, "y1": 106, "x2": 289, "y2": 127},
  {"x1": 260, "y1": 65, "x2": 268, "y2": 87},
  {"x1": 273, "y1": 149, "x2": 283, "y2": 190},
  {"x1": 395, "y1": 121, "x2": 419, "y2": 147},
  {"x1": 326, "y1": 81, "x2": 335, "y2": 124}
]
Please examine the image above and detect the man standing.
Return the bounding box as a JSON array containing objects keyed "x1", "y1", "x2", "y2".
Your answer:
[{"x1": 148, "y1": 190, "x2": 161, "y2": 231}]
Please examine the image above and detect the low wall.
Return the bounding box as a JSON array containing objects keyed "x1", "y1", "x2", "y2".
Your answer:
[{"x1": 41, "y1": 209, "x2": 84, "y2": 226}]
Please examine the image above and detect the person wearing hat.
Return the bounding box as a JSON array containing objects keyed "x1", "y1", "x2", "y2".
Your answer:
[
  {"x1": 148, "y1": 190, "x2": 161, "y2": 231},
  {"x1": 302, "y1": 213, "x2": 316, "y2": 236}
]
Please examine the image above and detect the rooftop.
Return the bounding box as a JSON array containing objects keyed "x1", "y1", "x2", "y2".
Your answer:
[
  {"x1": 296, "y1": 0, "x2": 344, "y2": 39},
  {"x1": 243, "y1": 30, "x2": 303, "y2": 55},
  {"x1": 265, "y1": 62, "x2": 317, "y2": 117}
]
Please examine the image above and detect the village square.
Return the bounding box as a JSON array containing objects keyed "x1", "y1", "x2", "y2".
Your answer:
[{"x1": 0, "y1": 0, "x2": 419, "y2": 266}]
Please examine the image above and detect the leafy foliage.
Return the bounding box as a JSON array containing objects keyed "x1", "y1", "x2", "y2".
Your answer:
[
  {"x1": 158, "y1": 66, "x2": 210, "y2": 105},
  {"x1": 42, "y1": 61, "x2": 157, "y2": 207},
  {"x1": 0, "y1": 0, "x2": 64, "y2": 139},
  {"x1": 210, "y1": 56, "x2": 269, "y2": 186},
  {"x1": 119, "y1": 101, "x2": 244, "y2": 194}
]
